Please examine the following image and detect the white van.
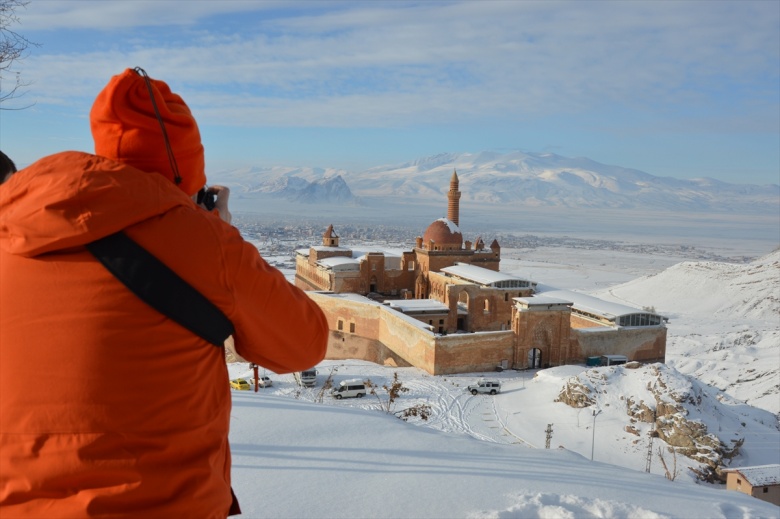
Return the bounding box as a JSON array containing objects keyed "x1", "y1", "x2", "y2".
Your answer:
[{"x1": 330, "y1": 379, "x2": 367, "y2": 399}]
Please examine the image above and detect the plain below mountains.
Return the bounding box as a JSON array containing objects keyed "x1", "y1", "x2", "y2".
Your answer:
[{"x1": 211, "y1": 151, "x2": 779, "y2": 215}]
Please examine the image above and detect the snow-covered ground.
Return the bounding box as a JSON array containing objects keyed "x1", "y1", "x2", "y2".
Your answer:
[
  {"x1": 593, "y1": 249, "x2": 780, "y2": 415},
  {"x1": 226, "y1": 245, "x2": 780, "y2": 518}
]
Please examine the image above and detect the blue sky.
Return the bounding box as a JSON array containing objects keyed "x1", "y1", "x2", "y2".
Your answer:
[{"x1": 1, "y1": 0, "x2": 779, "y2": 185}]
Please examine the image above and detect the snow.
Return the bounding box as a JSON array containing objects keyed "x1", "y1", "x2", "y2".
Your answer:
[
  {"x1": 317, "y1": 256, "x2": 360, "y2": 269},
  {"x1": 441, "y1": 263, "x2": 532, "y2": 286},
  {"x1": 228, "y1": 361, "x2": 779, "y2": 519},
  {"x1": 384, "y1": 299, "x2": 449, "y2": 313},
  {"x1": 226, "y1": 247, "x2": 780, "y2": 519},
  {"x1": 515, "y1": 295, "x2": 573, "y2": 308},
  {"x1": 434, "y1": 217, "x2": 462, "y2": 234},
  {"x1": 535, "y1": 285, "x2": 656, "y2": 320}
]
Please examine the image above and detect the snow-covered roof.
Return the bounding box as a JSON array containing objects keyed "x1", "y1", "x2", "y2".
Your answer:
[
  {"x1": 318, "y1": 292, "x2": 379, "y2": 305},
  {"x1": 353, "y1": 251, "x2": 402, "y2": 270},
  {"x1": 311, "y1": 245, "x2": 350, "y2": 252},
  {"x1": 313, "y1": 292, "x2": 434, "y2": 332},
  {"x1": 534, "y1": 284, "x2": 648, "y2": 320},
  {"x1": 435, "y1": 218, "x2": 461, "y2": 234},
  {"x1": 728, "y1": 464, "x2": 780, "y2": 487},
  {"x1": 384, "y1": 299, "x2": 449, "y2": 313},
  {"x1": 318, "y1": 257, "x2": 360, "y2": 270},
  {"x1": 351, "y1": 249, "x2": 401, "y2": 259},
  {"x1": 440, "y1": 263, "x2": 531, "y2": 287},
  {"x1": 515, "y1": 296, "x2": 573, "y2": 308}
]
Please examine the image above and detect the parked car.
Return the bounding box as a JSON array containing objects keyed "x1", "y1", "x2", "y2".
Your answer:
[
  {"x1": 467, "y1": 379, "x2": 501, "y2": 395},
  {"x1": 294, "y1": 369, "x2": 318, "y2": 387},
  {"x1": 230, "y1": 378, "x2": 250, "y2": 391},
  {"x1": 330, "y1": 379, "x2": 367, "y2": 399},
  {"x1": 258, "y1": 376, "x2": 272, "y2": 388}
]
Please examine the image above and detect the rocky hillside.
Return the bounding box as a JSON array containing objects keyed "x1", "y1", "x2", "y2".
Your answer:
[{"x1": 554, "y1": 363, "x2": 777, "y2": 483}]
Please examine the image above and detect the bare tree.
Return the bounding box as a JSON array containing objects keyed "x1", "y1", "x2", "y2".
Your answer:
[
  {"x1": 657, "y1": 446, "x2": 679, "y2": 481},
  {"x1": 1, "y1": 0, "x2": 38, "y2": 107},
  {"x1": 366, "y1": 373, "x2": 431, "y2": 422}
]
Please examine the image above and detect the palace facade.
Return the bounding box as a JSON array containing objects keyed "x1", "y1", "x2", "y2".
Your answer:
[{"x1": 295, "y1": 171, "x2": 666, "y2": 375}]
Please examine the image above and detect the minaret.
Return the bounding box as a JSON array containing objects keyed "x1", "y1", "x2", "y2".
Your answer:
[{"x1": 447, "y1": 169, "x2": 461, "y2": 227}]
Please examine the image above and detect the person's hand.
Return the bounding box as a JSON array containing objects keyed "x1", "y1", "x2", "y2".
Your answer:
[{"x1": 202, "y1": 185, "x2": 232, "y2": 224}]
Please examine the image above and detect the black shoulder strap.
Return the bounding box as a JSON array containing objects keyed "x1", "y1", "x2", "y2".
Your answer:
[{"x1": 86, "y1": 232, "x2": 234, "y2": 347}]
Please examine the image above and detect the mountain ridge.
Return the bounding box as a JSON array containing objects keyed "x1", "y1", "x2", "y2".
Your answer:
[{"x1": 210, "y1": 151, "x2": 779, "y2": 214}]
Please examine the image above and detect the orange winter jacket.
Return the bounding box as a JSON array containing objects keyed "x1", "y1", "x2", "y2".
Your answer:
[{"x1": 0, "y1": 151, "x2": 328, "y2": 518}]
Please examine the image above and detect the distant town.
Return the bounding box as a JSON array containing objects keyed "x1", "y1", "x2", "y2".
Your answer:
[{"x1": 231, "y1": 213, "x2": 756, "y2": 267}]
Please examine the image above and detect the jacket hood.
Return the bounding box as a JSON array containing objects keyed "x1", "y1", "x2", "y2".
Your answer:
[{"x1": 0, "y1": 151, "x2": 193, "y2": 257}]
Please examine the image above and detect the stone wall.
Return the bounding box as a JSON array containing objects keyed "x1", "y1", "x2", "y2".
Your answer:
[
  {"x1": 332, "y1": 271, "x2": 364, "y2": 293},
  {"x1": 571, "y1": 326, "x2": 667, "y2": 363},
  {"x1": 433, "y1": 331, "x2": 515, "y2": 375},
  {"x1": 310, "y1": 292, "x2": 518, "y2": 375},
  {"x1": 571, "y1": 313, "x2": 609, "y2": 329},
  {"x1": 295, "y1": 255, "x2": 331, "y2": 291},
  {"x1": 304, "y1": 288, "x2": 666, "y2": 375}
]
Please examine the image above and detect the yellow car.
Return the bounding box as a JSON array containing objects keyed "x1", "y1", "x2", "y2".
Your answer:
[{"x1": 230, "y1": 378, "x2": 250, "y2": 391}]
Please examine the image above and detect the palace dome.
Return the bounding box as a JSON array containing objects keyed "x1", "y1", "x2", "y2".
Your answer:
[{"x1": 422, "y1": 218, "x2": 462, "y2": 250}]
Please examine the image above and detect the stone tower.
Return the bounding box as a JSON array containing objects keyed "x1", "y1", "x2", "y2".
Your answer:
[
  {"x1": 322, "y1": 224, "x2": 339, "y2": 247},
  {"x1": 447, "y1": 170, "x2": 461, "y2": 226}
]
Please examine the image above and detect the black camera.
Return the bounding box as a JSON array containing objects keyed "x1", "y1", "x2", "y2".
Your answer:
[{"x1": 197, "y1": 187, "x2": 217, "y2": 211}]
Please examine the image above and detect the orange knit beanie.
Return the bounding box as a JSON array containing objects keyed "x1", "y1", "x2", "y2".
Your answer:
[{"x1": 90, "y1": 68, "x2": 206, "y2": 196}]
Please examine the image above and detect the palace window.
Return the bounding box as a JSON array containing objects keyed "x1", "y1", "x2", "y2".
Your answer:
[
  {"x1": 618, "y1": 313, "x2": 663, "y2": 327},
  {"x1": 349, "y1": 323, "x2": 355, "y2": 333},
  {"x1": 493, "y1": 280, "x2": 529, "y2": 289},
  {"x1": 337, "y1": 320, "x2": 343, "y2": 331}
]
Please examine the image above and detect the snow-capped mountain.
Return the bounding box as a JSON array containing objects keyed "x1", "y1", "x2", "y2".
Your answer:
[
  {"x1": 348, "y1": 151, "x2": 779, "y2": 213},
  {"x1": 211, "y1": 151, "x2": 779, "y2": 214},
  {"x1": 210, "y1": 165, "x2": 357, "y2": 204}
]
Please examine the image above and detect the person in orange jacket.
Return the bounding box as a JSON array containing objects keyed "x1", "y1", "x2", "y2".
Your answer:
[{"x1": 0, "y1": 68, "x2": 329, "y2": 518}]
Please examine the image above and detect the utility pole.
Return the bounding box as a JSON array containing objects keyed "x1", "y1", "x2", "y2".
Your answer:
[
  {"x1": 590, "y1": 408, "x2": 602, "y2": 461},
  {"x1": 545, "y1": 424, "x2": 553, "y2": 449},
  {"x1": 250, "y1": 363, "x2": 259, "y2": 393}
]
